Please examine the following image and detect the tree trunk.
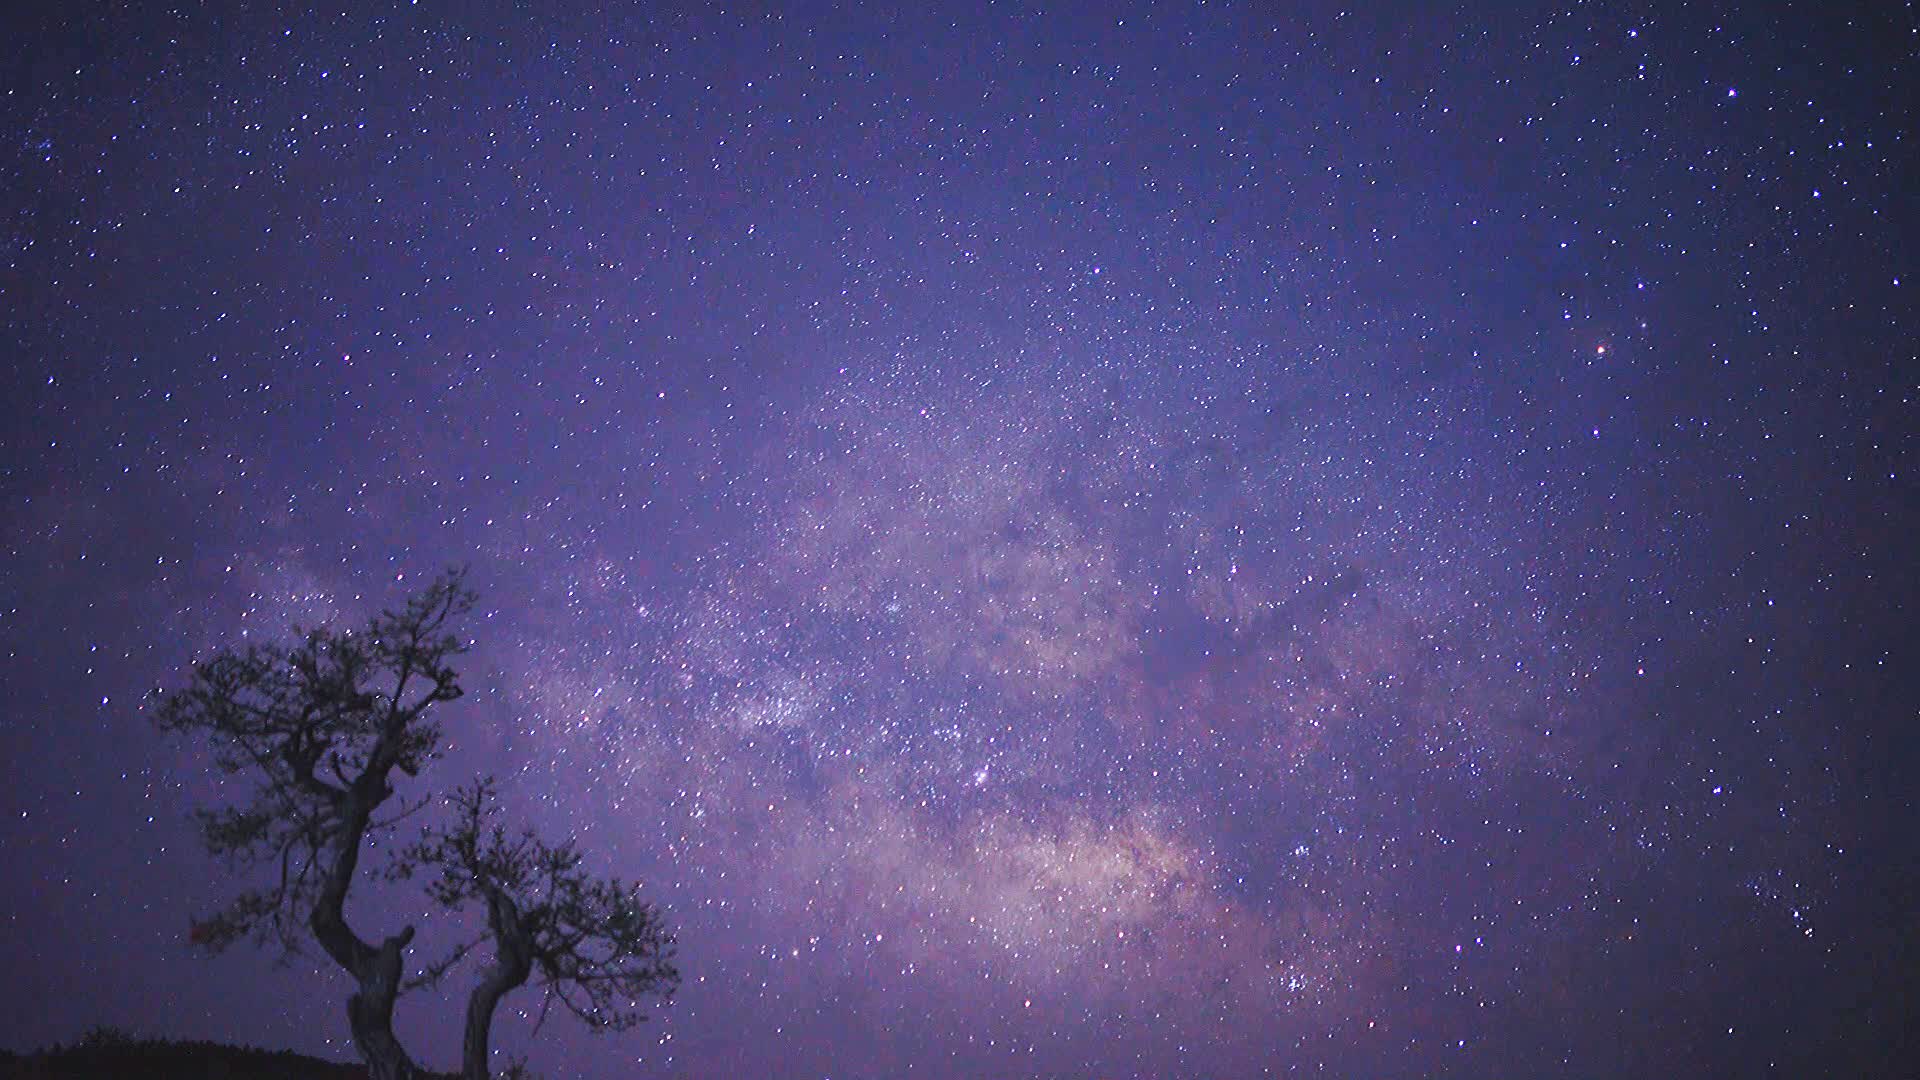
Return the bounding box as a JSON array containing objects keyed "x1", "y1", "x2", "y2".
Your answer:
[
  {"x1": 311, "y1": 792, "x2": 425, "y2": 1080},
  {"x1": 462, "y1": 892, "x2": 534, "y2": 1080},
  {"x1": 350, "y1": 927, "x2": 424, "y2": 1080}
]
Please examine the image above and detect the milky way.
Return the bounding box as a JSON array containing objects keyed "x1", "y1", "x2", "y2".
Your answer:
[{"x1": 1, "y1": 5, "x2": 1913, "y2": 1078}]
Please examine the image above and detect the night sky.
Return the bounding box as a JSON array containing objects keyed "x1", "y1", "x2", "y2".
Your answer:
[{"x1": 2, "y1": 3, "x2": 1916, "y2": 1078}]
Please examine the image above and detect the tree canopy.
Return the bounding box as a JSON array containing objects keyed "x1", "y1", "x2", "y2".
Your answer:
[{"x1": 152, "y1": 570, "x2": 676, "y2": 1080}]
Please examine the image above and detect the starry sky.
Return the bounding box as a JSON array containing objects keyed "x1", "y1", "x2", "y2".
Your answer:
[{"x1": 1, "y1": 3, "x2": 1915, "y2": 1077}]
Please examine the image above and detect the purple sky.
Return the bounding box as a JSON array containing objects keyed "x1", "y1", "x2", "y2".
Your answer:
[{"x1": 1, "y1": 3, "x2": 1914, "y2": 1077}]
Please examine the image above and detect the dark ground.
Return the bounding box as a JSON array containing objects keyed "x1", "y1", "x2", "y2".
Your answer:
[{"x1": 0, "y1": 1030, "x2": 366, "y2": 1080}]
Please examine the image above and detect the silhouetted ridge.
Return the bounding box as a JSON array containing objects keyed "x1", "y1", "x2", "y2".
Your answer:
[{"x1": 0, "y1": 1028, "x2": 368, "y2": 1079}]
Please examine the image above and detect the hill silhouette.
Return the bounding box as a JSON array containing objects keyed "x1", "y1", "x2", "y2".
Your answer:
[{"x1": 0, "y1": 1028, "x2": 369, "y2": 1079}]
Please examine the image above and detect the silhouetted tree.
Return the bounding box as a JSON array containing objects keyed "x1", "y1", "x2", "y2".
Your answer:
[{"x1": 152, "y1": 570, "x2": 677, "y2": 1080}]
